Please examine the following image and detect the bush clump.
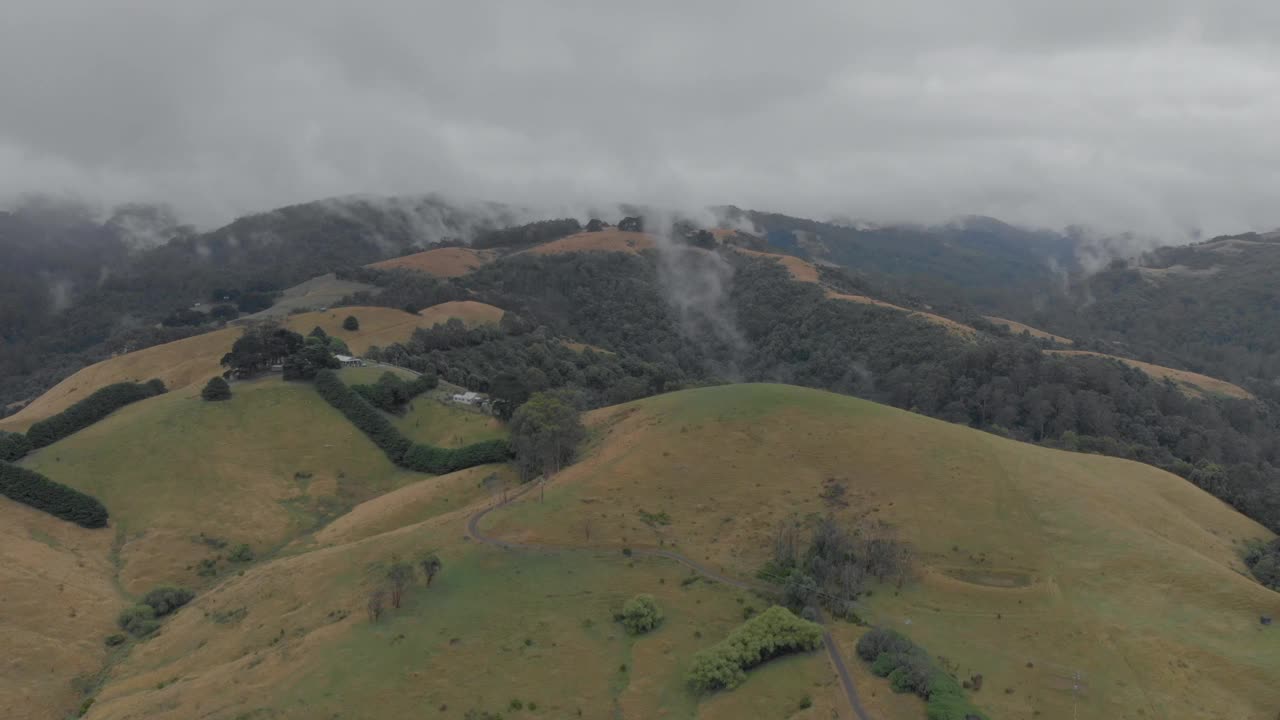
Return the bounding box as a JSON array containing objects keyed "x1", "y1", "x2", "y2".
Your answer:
[
  {"x1": 343, "y1": 315, "x2": 360, "y2": 331},
  {"x1": 0, "y1": 460, "x2": 108, "y2": 528},
  {"x1": 142, "y1": 586, "x2": 194, "y2": 616},
  {"x1": 117, "y1": 604, "x2": 160, "y2": 637},
  {"x1": 1244, "y1": 538, "x2": 1280, "y2": 590},
  {"x1": 201, "y1": 376, "x2": 232, "y2": 401},
  {"x1": 687, "y1": 606, "x2": 823, "y2": 691},
  {"x1": 351, "y1": 371, "x2": 436, "y2": 413},
  {"x1": 0, "y1": 430, "x2": 31, "y2": 462},
  {"x1": 855, "y1": 628, "x2": 990, "y2": 720},
  {"x1": 26, "y1": 380, "x2": 165, "y2": 448},
  {"x1": 619, "y1": 594, "x2": 663, "y2": 635}
]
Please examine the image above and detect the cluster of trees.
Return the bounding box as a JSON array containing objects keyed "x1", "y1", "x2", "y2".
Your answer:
[
  {"x1": 770, "y1": 515, "x2": 910, "y2": 621},
  {"x1": 117, "y1": 586, "x2": 194, "y2": 638},
  {"x1": 1244, "y1": 539, "x2": 1280, "y2": 589},
  {"x1": 856, "y1": 628, "x2": 990, "y2": 720},
  {"x1": 219, "y1": 322, "x2": 341, "y2": 381},
  {"x1": 313, "y1": 369, "x2": 509, "y2": 474},
  {"x1": 364, "y1": 316, "x2": 680, "y2": 413},
  {"x1": 472, "y1": 218, "x2": 581, "y2": 249},
  {"x1": 368, "y1": 553, "x2": 442, "y2": 621},
  {"x1": 686, "y1": 606, "x2": 823, "y2": 691},
  {"x1": 26, "y1": 379, "x2": 165, "y2": 449},
  {"x1": 351, "y1": 370, "x2": 436, "y2": 413},
  {"x1": 0, "y1": 460, "x2": 109, "y2": 528}
]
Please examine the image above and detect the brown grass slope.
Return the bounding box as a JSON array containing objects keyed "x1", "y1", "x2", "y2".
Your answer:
[
  {"x1": 522, "y1": 229, "x2": 657, "y2": 255},
  {"x1": 482, "y1": 384, "x2": 1279, "y2": 720},
  {"x1": 367, "y1": 246, "x2": 496, "y2": 277},
  {"x1": 1047, "y1": 349, "x2": 1253, "y2": 400},
  {"x1": 983, "y1": 316, "x2": 1074, "y2": 345},
  {"x1": 0, "y1": 498, "x2": 122, "y2": 720}
]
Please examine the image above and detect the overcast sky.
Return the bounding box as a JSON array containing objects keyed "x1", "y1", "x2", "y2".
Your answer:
[{"x1": 3, "y1": 1, "x2": 1279, "y2": 238}]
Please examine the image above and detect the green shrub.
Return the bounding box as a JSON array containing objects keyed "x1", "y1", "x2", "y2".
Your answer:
[
  {"x1": 201, "y1": 376, "x2": 232, "y2": 401},
  {"x1": 104, "y1": 633, "x2": 127, "y2": 647},
  {"x1": 229, "y1": 543, "x2": 254, "y2": 562},
  {"x1": 687, "y1": 606, "x2": 823, "y2": 691},
  {"x1": 26, "y1": 380, "x2": 165, "y2": 448},
  {"x1": 0, "y1": 460, "x2": 108, "y2": 528},
  {"x1": 0, "y1": 430, "x2": 31, "y2": 461},
  {"x1": 619, "y1": 594, "x2": 663, "y2": 635},
  {"x1": 856, "y1": 627, "x2": 991, "y2": 720},
  {"x1": 118, "y1": 604, "x2": 160, "y2": 637},
  {"x1": 343, "y1": 315, "x2": 360, "y2": 331},
  {"x1": 314, "y1": 370, "x2": 510, "y2": 474},
  {"x1": 142, "y1": 586, "x2": 194, "y2": 616}
]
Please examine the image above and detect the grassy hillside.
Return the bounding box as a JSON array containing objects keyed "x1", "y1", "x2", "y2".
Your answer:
[
  {"x1": 0, "y1": 498, "x2": 123, "y2": 720},
  {"x1": 481, "y1": 384, "x2": 1280, "y2": 720},
  {"x1": 0, "y1": 327, "x2": 239, "y2": 432},
  {"x1": 0, "y1": 304, "x2": 504, "y2": 432},
  {"x1": 19, "y1": 376, "x2": 424, "y2": 593}
]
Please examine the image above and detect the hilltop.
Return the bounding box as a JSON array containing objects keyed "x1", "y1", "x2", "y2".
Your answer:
[{"x1": 482, "y1": 384, "x2": 1280, "y2": 720}]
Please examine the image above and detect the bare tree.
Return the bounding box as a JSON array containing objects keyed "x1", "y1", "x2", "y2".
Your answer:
[
  {"x1": 773, "y1": 519, "x2": 800, "y2": 570},
  {"x1": 387, "y1": 562, "x2": 414, "y2": 608},
  {"x1": 367, "y1": 589, "x2": 386, "y2": 622}
]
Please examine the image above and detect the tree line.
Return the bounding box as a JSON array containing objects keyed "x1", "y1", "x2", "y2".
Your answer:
[{"x1": 312, "y1": 369, "x2": 509, "y2": 474}]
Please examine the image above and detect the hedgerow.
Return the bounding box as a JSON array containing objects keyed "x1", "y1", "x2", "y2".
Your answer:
[
  {"x1": 314, "y1": 370, "x2": 412, "y2": 459},
  {"x1": 0, "y1": 430, "x2": 31, "y2": 461},
  {"x1": 855, "y1": 627, "x2": 991, "y2": 720},
  {"x1": 26, "y1": 380, "x2": 166, "y2": 448},
  {"x1": 687, "y1": 606, "x2": 823, "y2": 691},
  {"x1": 314, "y1": 369, "x2": 510, "y2": 473},
  {"x1": 0, "y1": 460, "x2": 109, "y2": 528}
]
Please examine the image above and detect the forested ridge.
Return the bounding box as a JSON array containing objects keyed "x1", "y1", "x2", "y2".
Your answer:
[{"x1": 341, "y1": 246, "x2": 1280, "y2": 536}]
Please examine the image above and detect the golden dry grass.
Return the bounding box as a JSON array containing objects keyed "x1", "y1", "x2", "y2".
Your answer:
[
  {"x1": 367, "y1": 247, "x2": 496, "y2": 277},
  {"x1": 1048, "y1": 350, "x2": 1253, "y2": 399},
  {"x1": 826, "y1": 291, "x2": 977, "y2": 339},
  {"x1": 0, "y1": 328, "x2": 240, "y2": 433},
  {"x1": 733, "y1": 247, "x2": 822, "y2": 283},
  {"x1": 983, "y1": 316, "x2": 1074, "y2": 345},
  {"x1": 414, "y1": 300, "x2": 505, "y2": 328},
  {"x1": 0, "y1": 499, "x2": 123, "y2": 720},
  {"x1": 482, "y1": 384, "x2": 1279, "y2": 720},
  {"x1": 522, "y1": 229, "x2": 657, "y2": 255}
]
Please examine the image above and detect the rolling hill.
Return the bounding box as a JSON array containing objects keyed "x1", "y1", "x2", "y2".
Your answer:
[
  {"x1": 481, "y1": 384, "x2": 1280, "y2": 720},
  {"x1": 5, "y1": 376, "x2": 1277, "y2": 719},
  {"x1": 0, "y1": 304, "x2": 506, "y2": 432}
]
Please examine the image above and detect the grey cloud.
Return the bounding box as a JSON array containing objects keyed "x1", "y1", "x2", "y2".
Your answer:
[{"x1": 3, "y1": 1, "x2": 1280, "y2": 239}]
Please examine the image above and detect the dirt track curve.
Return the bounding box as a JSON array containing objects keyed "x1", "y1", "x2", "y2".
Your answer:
[{"x1": 465, "y1": 487, "x2": 873, "y2": 720}]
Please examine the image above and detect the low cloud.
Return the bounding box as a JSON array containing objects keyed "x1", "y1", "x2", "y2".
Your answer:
[{"x1": 3, "y1": 2, "x2": 1280, "y2": 238}]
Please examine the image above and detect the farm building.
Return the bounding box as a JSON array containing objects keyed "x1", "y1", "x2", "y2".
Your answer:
[{"x1": 334, "y1": 355, "x2": 365, "y2": 367}]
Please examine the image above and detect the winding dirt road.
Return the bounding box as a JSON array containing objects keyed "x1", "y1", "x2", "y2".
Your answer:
[{"x1": 465, "y1": 488, "x2": 873, "y2": 720}]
